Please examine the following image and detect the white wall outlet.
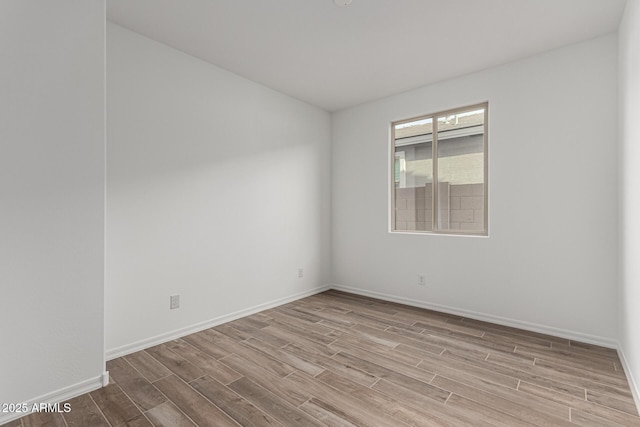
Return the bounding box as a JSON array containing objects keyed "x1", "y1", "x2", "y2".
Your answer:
[
  {"x1": 170, "y1": 295, "x2": 180, "y2": 310},
  {"x1": 418, "y1": 275, "x2": 426, "y2": 286},
  {"x1": 298, "y1": 268, "x2": 304, "y2": 278}
]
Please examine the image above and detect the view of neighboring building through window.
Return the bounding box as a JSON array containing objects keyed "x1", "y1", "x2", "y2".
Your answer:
[{"x1": 391, "y1": 103, "x2": 488, "y2": 235}]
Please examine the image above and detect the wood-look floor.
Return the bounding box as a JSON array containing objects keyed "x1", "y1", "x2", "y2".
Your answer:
[{"x1": 6, "y1": 290, "x2": 640, "y2": 427}]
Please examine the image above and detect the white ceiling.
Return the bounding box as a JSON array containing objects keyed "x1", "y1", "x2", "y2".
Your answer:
[{"x1": 107, "y1": 0, "x2": 626, "y2": 112}]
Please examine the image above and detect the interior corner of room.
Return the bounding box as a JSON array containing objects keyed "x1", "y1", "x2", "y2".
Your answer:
[{"x1": 1, "y1": 0, "x2": 640, "y2": 425}]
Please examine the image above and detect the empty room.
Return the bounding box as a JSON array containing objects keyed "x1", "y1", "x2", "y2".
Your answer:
[{"x1": 2, "y1": 0, "x2": 640, "y2": 425}]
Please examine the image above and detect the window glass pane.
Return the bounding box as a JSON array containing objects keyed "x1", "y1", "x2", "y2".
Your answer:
[
  {"x1": 394, "y1": 118, "x2": 433, "y2": 232},
  {"x1": 436, "y1": 108, "x2": 485, "y2": 232}
]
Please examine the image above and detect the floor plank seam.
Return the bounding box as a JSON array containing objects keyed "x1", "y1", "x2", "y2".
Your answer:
[
  {"x1": 111, "y1": 375, "x2": 162, "y2": 426},
  {"x1": 119, "y1": 355, "x2": 167, "y2": 412},
  {"x1": 443, "y1": 392, "x2": 453, "y2": 405},
  {"x1": 86, "y1": 392, "x2": 113, "y2": 427}
]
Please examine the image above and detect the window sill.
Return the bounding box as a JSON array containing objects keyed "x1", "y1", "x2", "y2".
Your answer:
[{"x1": 389, "y1": 230, "x2": 489, "y2": 238}]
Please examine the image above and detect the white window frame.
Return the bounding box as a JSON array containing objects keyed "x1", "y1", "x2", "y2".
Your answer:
[{"x1": 390, "y1": 102, "x2": 489, "y2": 236}]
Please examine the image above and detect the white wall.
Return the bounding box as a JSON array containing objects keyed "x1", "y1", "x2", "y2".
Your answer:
[
  {"x1": 331, "y1": 34, "x2": 619, "y2": 344},
  {"x1": 619, "y1": 0, "x2": 640, "y2": 406},
  {"x1": 105, "y1": 23, "x2": 331, "y2": 355},
  {"x1": 0, "y1": 0, "x2": 105, "y2": 418}
]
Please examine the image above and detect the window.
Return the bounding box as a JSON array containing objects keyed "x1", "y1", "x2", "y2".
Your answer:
[{"x1": 391, "y1": 103, "x2": 488, "y2": 235}]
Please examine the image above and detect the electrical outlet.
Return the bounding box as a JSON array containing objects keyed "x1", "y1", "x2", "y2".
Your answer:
[
  {"x1": 418, "y1": 275, "x2": 426, "y2": 286},
  {"x1": 298, "y1": 268, "x2": 304, "y2": 278},
  {"x1": 170, "y1": 295, "x2": 180, "y2": 310}
]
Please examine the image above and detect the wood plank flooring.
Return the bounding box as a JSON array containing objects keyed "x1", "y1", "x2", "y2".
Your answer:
[{"x1": 6, "y1": 290, "x2": 640, "y2": 426}]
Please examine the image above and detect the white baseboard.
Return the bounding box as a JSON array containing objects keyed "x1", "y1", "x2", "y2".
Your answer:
[
  {"x1": 330, "y1": 284, "x2": 618, "y2": 349},
  {"x1": 617, "y1": 345, "x2": 640, "y2": 412},
  {"x1": 0, "y1": 373, "x2": 106, "y2": 426},
  {"x1": 101, "y1": 371, "x2": 110, "y2": 387},
  {"x1": 105, "y1": 285, "x2": 331, "y2": 360}
]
